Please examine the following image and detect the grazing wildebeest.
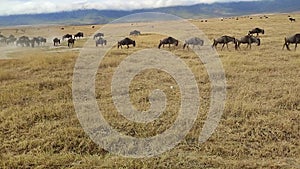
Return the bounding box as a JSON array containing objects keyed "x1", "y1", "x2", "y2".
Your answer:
[
  {"x1": 6, "y1": 35, "x2": 17, "y2": 45},
  {"x1": 17, "y1": 36, "x2": 35, "y2": 47},
  {"x1": 96, "y1": 38, "x2": 107, "y2": 47},
  {"x1": 68, "y1": 38, "x2": 75, "y2": 48},
  {"x1": 158, "y1": 37, "x2": 179, "y2": 49},
  {"x1": 33, "y1": 36, "x2": 47, "y2": 46},
  {"x1": 74, "y1": 32, "x2": 84, "y2": 39},
  {"x1": 93, "y1": 33, "x2": 104, "y2": 40},
  {"x1": 212, "y1": 35, "x2": 237, "y2": 50},
  {"x1": 62, "y1": 34, "x2": 73, "y2": 40},
  {"x1": 0, "y1": 35, "x2": 6, "y2": 44},
  {"x1": 236, "y1": 35, "x2": 260, "y2": 49},
  {"x1": 130, "y1": 30, "x2": 141, "y2": 36},
  {"x1": 249, "y1": 28, "x2": 265, "y2": 36},
  {"x1": 289, "y1": 18, "x2": 296, "y2": 22},
  {"x1": 39, "y1": 37, "x2": 47, "y2": 45},
  {"x1": 118, "y1": 37, "x2": 136, "y2": 49},
  {"x1": 53, "y1": 38, "x2": 60, "y2": 46},
  {"x1": 183, "y1": 37, "x2": 204, "y2": 49},
  {"x1": 282, "y1": 34, "x2": 300, "y2": 51}
]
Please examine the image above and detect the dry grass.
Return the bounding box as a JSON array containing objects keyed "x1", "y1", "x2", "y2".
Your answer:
[{"x1": 0, "y1": 13, "x2": 299, "y2": 168}]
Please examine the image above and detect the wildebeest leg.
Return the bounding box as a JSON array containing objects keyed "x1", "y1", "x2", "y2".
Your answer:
[
  {"x1": 247, "y1": 41, "x2": 251, "y2": 49},
  {"x1": 286, "y1": 43, "x2": 291, "y2": 51},
  {"x1": 295, "y1": 43, "x2": 297, "y2": 50},
  {"x1": 127, "y1": 45, "x2": 129, "y2": 49},
  {"x1": 221, "y1": 43, "x2": 225, "y2": 50},
  {"x1": 235, "y1": 41, "x2": 240, "y2": 50}
]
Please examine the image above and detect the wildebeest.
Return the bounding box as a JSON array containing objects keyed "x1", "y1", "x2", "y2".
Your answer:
[
  {"x1": 16, "y1": 36, "x2": 35, "y2": 47},
  {"x1": 183, "y1": 37, "x2": 204, "y2": 49},
  {"x1": 158, "y1": 37, "x2": 179, "y2": 49},
  {"x1": 6, "y1": 35, "x2": 17, "y2": 45},
  {"x1": 16, "y1": 36, "x2": 30, "y2": 47},
  {"x1": 74, "y1": 32, "x2": 84, "y2": 39},
  {"x1": 33, "y1": 36, "x2": 47, "y2": 46},
  {"x1": 118, "y1": 37, "x2": 136, "y2": 49},
  {"x1": 212, "y1": 35, "x2": 237, "y2": 50},
  {"x1": 39, "y1": 37, "x2": 47, "y2": 45},
  {"x1": 282, "y1": 34, "x2": 300, "y2": 51},
  {"x1": 96, "y1": 38, "x2": 107, "y2": 47},
  {"x1": 62, "y1": 34, "x2": 73, "y2": 40},
  {"x1": 0, "y1": 35, "x2": 6, "y2": 44},
  {"x1": 249, "y1": 28, "x2": 265, "y2": 36},
  {"x1": 93, "y1": 33, "x2": 104, "y2": 40},
  {"x1": 289, "y1": 18, "x2": 296, "y2": 22},
  {"x1": 53, "y1": 38, "x2": 60, "y2": 46},
  {"x1": 130, "y1": 30, "x2": 141, "y2": 36},
  {"x1": 68, "y1": 38, "x2": 75, "y2": 48},
  {"x1": 236, "y1": 35, "x2": 260, "y2": 49}
]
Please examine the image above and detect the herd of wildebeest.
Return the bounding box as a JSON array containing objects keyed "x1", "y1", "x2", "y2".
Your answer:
[{"x1": 0, "y1": 18, "x2": 300, "y2": 51}]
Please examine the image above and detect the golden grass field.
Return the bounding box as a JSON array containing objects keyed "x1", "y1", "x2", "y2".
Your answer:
[{"x1": 0, "y1": 13, "x2": 299, "y2": 168}]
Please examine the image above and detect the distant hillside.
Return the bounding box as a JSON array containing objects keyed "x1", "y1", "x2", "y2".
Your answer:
[{"x1": 0, "y1": 0, "x2": 299, "y2": 26}]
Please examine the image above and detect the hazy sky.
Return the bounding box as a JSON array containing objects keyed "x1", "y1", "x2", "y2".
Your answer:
[{"x1": 0, "y1": 0, "x2": 258, "y2": 16}]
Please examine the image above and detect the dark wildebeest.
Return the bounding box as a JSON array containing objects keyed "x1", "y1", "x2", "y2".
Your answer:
[
  {"x1": 158, "y1": 37, "x2": 179, "y2": 49},
  {"x1": 130, "y1": 30, "x2": 141, "y2": 36},
  {"x1": 249, "y1": 28, "x2": 265, "y2": 36},
  {"x1": 236, "y1": 35, "x2": 260, "y2": 49},
  {"x1": 96, "y1": 38, "x2": 107, "y2": 47},
  {"x1": 62, "y1": 34, "x2": 73, "y2": 40},
  {"x1": 183, "y1": 37, "x2": 204, "y2": 49},
  {"x1": 53, "y1": 38, "x2": 61, "y2": 46},
  {"x1": 289, "y1": 18, "x2": 296, "y2": 22},
  {"x1": 212, "y1": 35, "x2": 237, "y2": 50},
  {"x1": 118, "y1": 37, "x2": 136, "y2": 49},
  {"x1": 74, "y1": 32, "x2": 84, "y2": 39},
  {"x1": 282, "y1": 34, "x2": 300, "y2": 51},
  {"x1": 94, "y1": 33, "x2": 104, "y2": 40},
  {"x1": 68, "y1": 38, "x2": 75, "y2": 48}
]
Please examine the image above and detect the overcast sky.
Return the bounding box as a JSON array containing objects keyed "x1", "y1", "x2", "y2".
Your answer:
[{"x1": 0, "y1": 0, "x2": 257, "y2": 16}]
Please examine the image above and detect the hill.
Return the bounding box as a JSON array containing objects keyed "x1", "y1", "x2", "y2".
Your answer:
[{"x1": 0, "y1": 0, "x2": 300, "y2": 26}]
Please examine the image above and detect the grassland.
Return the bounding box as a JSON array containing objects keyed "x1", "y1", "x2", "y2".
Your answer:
[{"x1": 0, "y1": 13, "x2": 299, "y2": 168}]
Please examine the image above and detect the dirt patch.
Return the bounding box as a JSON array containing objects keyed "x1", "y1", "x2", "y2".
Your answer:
[{"x1": 0, "y1": 46, "x2": 22, "y2": 59}]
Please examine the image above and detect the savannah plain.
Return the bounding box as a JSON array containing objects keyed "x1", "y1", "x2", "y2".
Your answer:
[{"x1": 0, "y1": 13, "x2": 299, "y2": 168}]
